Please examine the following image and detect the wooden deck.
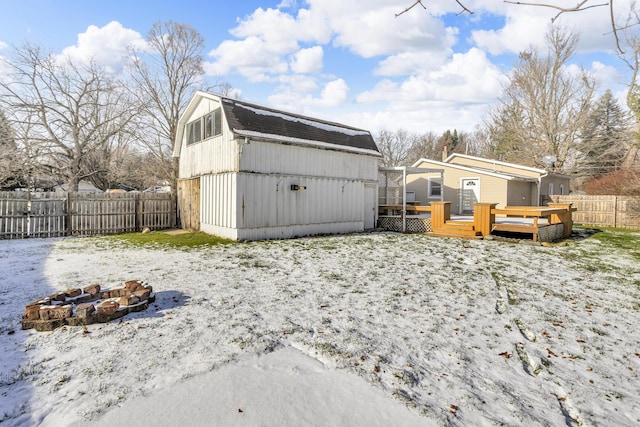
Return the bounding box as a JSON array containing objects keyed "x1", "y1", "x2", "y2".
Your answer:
[{"x1": 378, "y1": 201, "x2": 575, "y2": 242}]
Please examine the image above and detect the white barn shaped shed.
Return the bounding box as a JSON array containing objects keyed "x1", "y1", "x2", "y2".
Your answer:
[{"x1": 173, "y1": 92, "x2": 382, "y2": 241}]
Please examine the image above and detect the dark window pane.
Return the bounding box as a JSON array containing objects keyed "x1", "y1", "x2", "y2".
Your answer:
[
  {"x1": 204, "y1": 113, "x2": 213, "y2": 139},
  {"x1": 214, "y1": 108, "x2": 222, "y2": 136}
]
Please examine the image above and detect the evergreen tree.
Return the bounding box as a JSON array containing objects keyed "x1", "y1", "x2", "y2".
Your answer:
[{"x1": 579, "y1": 89, "x2": 631, "y2": 179}]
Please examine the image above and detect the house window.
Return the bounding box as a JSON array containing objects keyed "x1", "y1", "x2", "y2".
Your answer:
[
  {"x1": 203, "y1": 108, "x2": 223, "y2": 140},
  {"x1": 186, "y1": 118, "x2": 202, "y2": 145},
  {"x1": 428, "y1": 177, "x2": 442, "y2": 198},
  {"x1": 548, "y1": 183, "x2": 554, "y2": 195},
  {"x1": 186, "y1": 108, "x2": 223, "y2": 145},
  {"x1": 560, "y1": 184, "x2": 565, "y2": 195},
  {"x1": 204, "y1": 114, "x2": 213, "y2": 139},
  {"x1": 213, "y1": 108, "x2": 222, "y2": 136}
]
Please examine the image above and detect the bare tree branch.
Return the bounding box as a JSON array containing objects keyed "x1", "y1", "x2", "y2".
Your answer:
[
  {"x1": 503, "y1": 0, "x2": 608, "y2": 15},
  {"x1": 396, "y1": 0, "x2": 426, "y2": 18},
  {"x1": 454, "y1": 0, "x2": 474, "y2": 16},
  {"x1": 397, "y1": 0, "x2": 474, "y2": 17}
]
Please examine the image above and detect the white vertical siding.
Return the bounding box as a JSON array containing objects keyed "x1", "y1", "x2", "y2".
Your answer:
[
  {"x1": 233, "y1": 172, "x2": 366, "y2": 239},
  {"x1": 200, "y1": 173, "x2": 237, "y2": 230},
  {"x1": 177, "y1": 96, "x2": 239, "y2": 179},
  {"x1": 240, "y1": 140, "x2": 379, "y2": 181}
]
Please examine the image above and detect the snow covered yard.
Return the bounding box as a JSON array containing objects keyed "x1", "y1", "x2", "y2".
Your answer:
[{"x1": 1, "y1": 231, "x2": 639, "y2": 426}]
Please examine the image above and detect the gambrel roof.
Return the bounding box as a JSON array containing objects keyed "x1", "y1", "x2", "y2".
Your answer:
[{"x1": 174, "y1": 92, "x2": 381, "y2": 158}]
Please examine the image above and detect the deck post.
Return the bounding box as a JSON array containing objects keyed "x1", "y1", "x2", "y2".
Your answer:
[
  {"x1": 473, "y1": 203, "x2": 497, "y2": 237},
  {"x1": 430, "y1": 201, "x2": 451, "y2": 229},
  {"x1": 547, "y1": 203, "x2": 573, "y2": 238}
]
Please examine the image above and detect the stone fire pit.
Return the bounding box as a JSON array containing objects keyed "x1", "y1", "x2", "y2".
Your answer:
[{"x1": 22, "y1": 280, "x2": 155, "y2": 332}]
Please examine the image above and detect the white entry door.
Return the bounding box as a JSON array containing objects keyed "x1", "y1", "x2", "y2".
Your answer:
[
  {"x1": 364, "y1": 184, "x2": 376, "y2": 229},
  {"x1": 460, "y1": 178, "x2": 480, "y2": 214}
]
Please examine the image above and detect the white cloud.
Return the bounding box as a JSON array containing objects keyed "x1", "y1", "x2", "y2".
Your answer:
[
  {"x1": 59, "y1": 21, "x2": 146, "y2": 71},
  {"x1": 290, "y1": 46, "x2": 323, "y2": 74},
  {"x1": 472, "y1": 15, "x2": 549, "y2": 55},
  {"x1": 268, "y1": 77, "x2": 349, "y2": 113},
  {"x1": 277, "y1": 0, "x2": 298, "y2": 8},
  {"x1": 353, "y1": 48, "x2": 507, "y2": 132},
  {"x1": 317, "y1": 78, "x2": 349, "y2": 106},
  {"x1": 327, "y1": 5, "x2": 451, "y2": 58},
  {"x1": 206, "y1": 36, "x2": 289, "y2": 82},
  {"x1": 359, "y1": 48, "x2": 506, "y2": 105},
  {"x1": 469, "y1": 0, "x2": 634, "y2": 55},
  {"x1": 207, "y1": 1, "x2": 456, "y2": 82},
  {"x1": 204, "y1": 1, "x2": 628, "y2": 134}
]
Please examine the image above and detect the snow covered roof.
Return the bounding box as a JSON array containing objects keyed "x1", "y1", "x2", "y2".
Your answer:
[{"x1": 221, "y1": 97, "x2": 380, "y2": 155}]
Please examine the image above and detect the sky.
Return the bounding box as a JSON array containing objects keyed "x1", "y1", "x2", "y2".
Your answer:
[{"x1": 0, "y1": 0, "x2": 636, "y2": 134}]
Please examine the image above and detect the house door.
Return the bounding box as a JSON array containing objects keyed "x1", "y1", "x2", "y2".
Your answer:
[{"x1": 460, "y1": 178, "x2": 480, "y2": 214}]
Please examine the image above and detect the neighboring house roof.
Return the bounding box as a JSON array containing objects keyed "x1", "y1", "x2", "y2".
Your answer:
[
  {"x1": 443, "y1": 153, "x2": 572, "y2": 180},
  {"x1": 411, "y1": 158, "x2": 538, "y2": 182},
  {"x1": 173, "y1": 91, "x2": 381, "y2": 158}
]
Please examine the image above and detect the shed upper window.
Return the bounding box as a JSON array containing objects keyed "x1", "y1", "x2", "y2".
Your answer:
[{"x1": 187, "y1": 108, "x2": 222, "y2": 145}]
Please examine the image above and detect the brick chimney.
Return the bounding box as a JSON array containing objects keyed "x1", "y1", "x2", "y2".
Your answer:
[{"x1": 442, "y1": 145, "x2": 448, "y2": 162}]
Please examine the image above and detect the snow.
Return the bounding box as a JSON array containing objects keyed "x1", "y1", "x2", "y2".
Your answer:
[
  {"x1": 238, "y1": 104, "x2": 370, "y2": 137},
  {"x1": 1, "y1": 231, "x2": 639, "y2": 426},
  {"x1": 234, "y1": 129, "x2": 382, "y2": 157}
]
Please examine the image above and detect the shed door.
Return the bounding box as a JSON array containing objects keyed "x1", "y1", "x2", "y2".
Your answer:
[
  {"x1": 364, "y1": 184, "x2": 376, "y2": 229},
  {"x1": 460, "y1": 178, "x2": 480, "y2": 214},
  {"x1": 177, "y1": 178, "x2": 200, "y2": 231}
]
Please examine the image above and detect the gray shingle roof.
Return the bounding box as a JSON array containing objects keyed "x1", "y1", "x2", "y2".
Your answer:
[{"x1": 221, "y1": 97, "x2": 380, "y2": 154}]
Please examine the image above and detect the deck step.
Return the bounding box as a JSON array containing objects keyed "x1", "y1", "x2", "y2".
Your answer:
[
  {"x1": 431, "y1": 227, "x2": 482, "y2": 237},
  {"x1": 427, "y1": 231, "x2": 483, "y2": 240},
  {"x1": 442, "y1": 221, "x2": 476, "y2": 231}
]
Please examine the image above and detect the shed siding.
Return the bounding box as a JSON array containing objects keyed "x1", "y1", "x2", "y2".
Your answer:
[
  {"x1": 236, "y1": 172, "x2": 365, "y2": 231},
  {"x1": 239, "y1": 140, "x2": 379, "y2": 181},
  {"x1": 200, "y1": 173, "x2": 237, "y2": 231},
  {"x1": 178, "y1": 135, "x2": 238, "y2": 178}
]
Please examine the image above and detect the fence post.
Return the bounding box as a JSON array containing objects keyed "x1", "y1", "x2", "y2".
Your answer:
[
  {"x1": 430, "y1": 201, "x2": 451, "y2": 230},
  {"x1": 135, "y1": 193, "x2": 143, "y2": 231},
  {"x1": 66, "y1": 193, "x2": 72, "y2": 236},
  {"x1": 171, "y1": 192, "x2": 177, "y2": 229},
  {"x1": 547, "y1": 203, "x2": 573, "y2": 238},
  {"x1": 473, "y1": 203, "x2": 496, "y2": 237}
]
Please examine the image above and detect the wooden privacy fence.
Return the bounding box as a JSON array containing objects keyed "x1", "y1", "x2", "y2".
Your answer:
[
  {"x1": 550, "y1": 195, "x2": 640, "y2": 230},
  {"x1": 0, "y1": 192, "x2": 176, "y2": 239}
]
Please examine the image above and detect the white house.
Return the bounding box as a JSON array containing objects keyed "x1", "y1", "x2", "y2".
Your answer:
[{"x1": 173, "y1": 92, "x2": 381, "y2": 240}]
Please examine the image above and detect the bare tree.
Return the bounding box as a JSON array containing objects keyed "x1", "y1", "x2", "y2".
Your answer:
[
  {"x1": 374, "y1": 129, "x2": 418, "y2": 167},
  {"x1": 406, "y1": 131, "x2": 440, "y2": 164},
  {"x1": 398, "y1": 0, "x2": 625, "y2": 51},
  {"x1": 0, "y1": 108, "x2": 23, "y2": 189},
  {"x1": 0, "y1": 43, "x2": 138, "y2": 192},
  {"x1": 127, "y1": 21, "x2": 208, "y2": 194},
  {"x1": 485, "y1": 26, "x2": 596, "y2": 171}
]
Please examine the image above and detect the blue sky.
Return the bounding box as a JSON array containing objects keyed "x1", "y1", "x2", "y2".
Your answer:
[{"x1": 0, "y1": 0, "x2": 635, "y2": 134}]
